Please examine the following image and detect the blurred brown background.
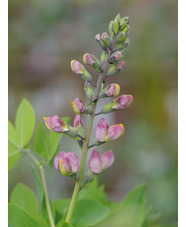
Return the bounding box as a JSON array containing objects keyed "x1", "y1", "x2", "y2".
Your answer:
[{"x1": 8, "y1": 0, "x2": 177, "y2": 225}]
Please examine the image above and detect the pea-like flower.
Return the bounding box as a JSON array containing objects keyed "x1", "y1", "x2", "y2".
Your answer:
[
  {"x1": 89, "y1": 149, "x2": 114, "y2": 174},
  {"x1": 73, "y1": 114, "x2": 84, "y2": 128},
  {"x1": 109, "y1": 51, "x2": 122, "y2": 63},
  {"x1": 101, "y1": 94, "x2": 133, "y2": 113},
  {"x1": 71, "y1": 98, "x2": 90, "y2": 114},
  {"x1": 95, "y1": 118, "x2": 124, "y2": 142},
  {"x1": 54, "y1": 151, "x2": 80, "y2": 176},
  {"x1": 43, "y1": 115, "x2": 68, "y2": 133},
  {"x1": 100, "y1": 83, "x2": 120, "y2": 98}
]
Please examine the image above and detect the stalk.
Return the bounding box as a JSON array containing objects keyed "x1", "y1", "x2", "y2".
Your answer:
[{"x1": 65, "y1": 54, "x2": 110, "y2": 224}]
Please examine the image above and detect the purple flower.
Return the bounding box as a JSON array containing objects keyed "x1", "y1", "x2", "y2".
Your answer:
[
  {"x1": 112, "y1": 94, "x2": 133, "y2": 110},
  {"x1": 73, "y1": 114, "x2": 84, "y2": 128},
  {"x1": 89, "y1": 149, "x2": 114, "y2": 174},
  {"x1": 95, "y1": 118, "x2": 124, "y2": 142},
  {"x1": 71, "y1": 98, "x2": 87, "y2": 114},
  {"x1": 95, "y1": 34, "x2": 101, "y2": 42},
  {"x1": 43, "y1": 115, "x2": 68, "y2": 133},
  {"x1": 110, "y1": 51, "x2": 122, "y2": 63},
  {"x1": 101, "y1": 32, "x2": 109, "y2": 42},
  {"x1": 54, "y1": 151, "x2": 80, "y2": 176}
]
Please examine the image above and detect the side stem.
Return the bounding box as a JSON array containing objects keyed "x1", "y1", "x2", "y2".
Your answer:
[{"x1": 23, "y1": 149, "x2": 55, "y2": 227}]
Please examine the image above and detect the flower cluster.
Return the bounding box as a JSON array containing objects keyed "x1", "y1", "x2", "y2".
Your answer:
[{"x1": 43, "y1": 14, "x2": 132, "y2": 181}]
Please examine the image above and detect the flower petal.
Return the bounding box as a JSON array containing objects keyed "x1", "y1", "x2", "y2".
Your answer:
[
  {"x1": 54, "y1": 151, "x2": 66, "y2": 171},
  {"x1": 106, "y1": 124, "x2": 124, "y2": 141},
  {"x1": 66, "y1": 152, "x2": 80, "y2": 173},
  {"x1": 89, "y1": 149, "x2": 102, "y2": 174},
  {"x1": 59, "y1": 158, "x2": 71, "y2": 176},
  {"x1": 101, "y1": 150, "x2": 114, "y2": 170},
  {"x1": 44, "y1": 115, "x2": 68, "y2": 133},
  {"x1": 95, "y1": 118, "x2": 109, "y2": 142}
]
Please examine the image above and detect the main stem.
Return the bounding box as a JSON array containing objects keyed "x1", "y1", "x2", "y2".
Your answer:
[{"x1": 65, "y1": 62, "x2": 109, "y2": 224}]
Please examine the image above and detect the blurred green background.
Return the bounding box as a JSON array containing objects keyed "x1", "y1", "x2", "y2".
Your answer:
[{"x1": 8, "y1": 0, "x2": 177, "y2": 225}]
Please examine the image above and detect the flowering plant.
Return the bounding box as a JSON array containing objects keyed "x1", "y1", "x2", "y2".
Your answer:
[{"x1": 8, "y1": 14, "x2": 176, "y2": 227}]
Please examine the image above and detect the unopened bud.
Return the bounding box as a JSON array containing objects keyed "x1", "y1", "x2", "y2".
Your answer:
[
  {"x1": 112, "y1": 94, "x2": 133, "y2": 110},
  {"x1": 107, "y1": 61, "x2": 126, "y2": 77},
  {"x1": 83, "y1": 53, "x2": 101, "y2": 72},
  {"x1": 109, "y1": 51, "x2": 122, "y2": 63},
  {"x1": 71, "y1": 98, "x2": 89, "y2": 114},
  {"x1": 71, "y1": 60, "x2": 93, "y2": 83},
  {"x1": 100, "y1": 83, "x2": 120, "y2": 98},
  {"x1": 84, "y1": 82, "x2": 94, "y2": 101}
]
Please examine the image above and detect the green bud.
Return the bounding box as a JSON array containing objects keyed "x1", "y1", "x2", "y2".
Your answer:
[
  {"x1": 84, "y1": 82, "x2": 94, "y2": 101},
  {"x1": 108, "y1": 20, "x2": 114, "y2": 36},
  {"x1": 101, "y1": 51, "x2": 107, "y2": 64},
  {"x1": 115, "y1": 13, "x2": 121, "y2": 23},
  {"x1": 65, "y1": 125, "x2": 80, "y2": 140},
  {"x1": 113, "y1": 19, "x2": 119, "y2": 35}
]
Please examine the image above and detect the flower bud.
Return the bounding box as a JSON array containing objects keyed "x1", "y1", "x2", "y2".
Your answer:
[
  {"x1": 100, "y1": 32, "x2": 111, "y2": 48},
  {"x1": 107, "y1": 61, "x2": 126, "y2": 77},
  {"x1": 95, "y1": 118, "x2": 124, "y2": 142},
  {"x1": 95, "y1": 34, "x2": 101, "y2": 42},
  {"x1": 113, "y1": 19, "x2": 119, "y2": 35},
  {"x1": 54, "y1": 151, "x2": 80, "y2": 176},
  {"x1": 83, "y1": 53, "x2": 101, "y2": 72},
  {"x1": 101, "y1": 94, "x2": 133, "y2": 113},
  {"x1": 84, "y1": 82, "x2": 94, "y2": 101},
  {"x1": 43, "y1": 115, "x2": 68, "y2": 133},
  {"x1": 109, "y1": 51, "x2": 122, "y2": 64},
  {"x1": 116, "y1": 32, "x2": 127, "y2": 44},
  {"x1": 108, "y1": 20, "x2": 114, "y2": 36},
  {"x1": 112, "y1": 94, "x2": 133, "y2": 110},
  {"x1": 100, "y1": 83, "x2": 120, "y2": 98},
  {"x1": 71, "y1": 60, "x2": 93, "y2": 83},
  {"x1": 89, "y1": 149, "x2": 114, "y2": 174},
  {"x1": 105, "y1": 124, "x2": 124, "y2": 141},
  {"x1": 101, "y1": 51, "x2": 107, "y2": 64},
  {"x1": 71, "y1": 98, "x2": 89, "y2": 114}
]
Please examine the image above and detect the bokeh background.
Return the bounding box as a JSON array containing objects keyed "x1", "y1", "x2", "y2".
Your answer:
[{"x1": 8, "y1": 0, "x2": 178, "y2": 225}]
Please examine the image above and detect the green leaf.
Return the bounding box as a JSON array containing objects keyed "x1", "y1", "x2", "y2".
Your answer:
[
  {"x1": 95, "y1": 184, "x2": 146, "y2": 227},
  {"x1": 15, "y1": 99, "x2": 35, "y2": 147},
  {"x1": 49, "y1": 130, "x2": 62, "y2": 160},
  {"x1": 53, "y1": 199, "x2": 71, "y2": 215},
  {"x1": 71, "y1": 199, "x2": 110, "y2": 226},
  {"x1": 62, "y1": 116, "x2": 70, "y2": 124},
  {"x1": 34, "y1": 122, "x2": 50, "y2": 159},
  {"x1": 62, "y1": 222, "x2": 74, "y2": 227},
  {"x1": 31, "y1": 166, "x2": 43, "y2": 202},
  {"x1": 151, "y1": 226, "x2": 177, "y2": 227},
  {"x1": 8, "y1": 204, "x2": 42, "y2": 227},
  {"x1": 10, "y1": 183, "x2": 39, "y2": 218},
  {"x1": 78, "y1": 177, "x2": 107, "y2": 203},
  {"x1": 8, "y1": 121, "x2": 21, "y2": 170}
]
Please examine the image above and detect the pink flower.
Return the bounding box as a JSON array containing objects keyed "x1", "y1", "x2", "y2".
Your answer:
[
  {"x1": 73, "y1": 114, "x2": 84, "y2": 128},
  {"x1": 54, "y1": 151, "x2": 80, "y2": 176},
  {"x1": 89, "y1": 149, "x2": 114, "y2": 174},
  {"x1": 71, "y1": 98, "x2": 87, "y2": 114},
  {"x1": 43, "y1": 115, "x2": 68, "y2": 133},
  {"x1": 112, "y1": 94, "x2": 133, "y2": 110},
  {"x1": 116, "y1": 61, "x2": 126, "y2": 70},
  {"x1": 95, "y1": 118, "x2": 124, "y2": 142}
]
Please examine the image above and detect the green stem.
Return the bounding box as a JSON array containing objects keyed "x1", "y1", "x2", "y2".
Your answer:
[
  {"x1": 23, "y1": 149, "x2": 55, "y2": 227},
  {"x1": 40, "y1": 165, "x2": 55, "y2": 227},
  {"x1": 65, "y1": 60, "x2": 109, "y2": 223}
]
